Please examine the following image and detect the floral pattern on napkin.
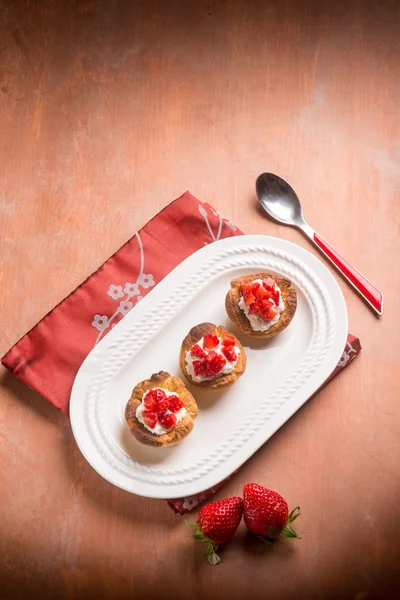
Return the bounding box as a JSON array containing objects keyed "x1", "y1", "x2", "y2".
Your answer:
[
  {"x1": 90, "y1": 204, "x2": 238, "y2": 346},
  {"x1": 91, "y1": 233, "x2": 152, "y2": 345}
]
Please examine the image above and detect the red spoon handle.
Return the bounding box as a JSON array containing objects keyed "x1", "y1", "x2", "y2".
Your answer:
[{"x1": 313, "y1": 231, "x2": 383, "y2": 315}]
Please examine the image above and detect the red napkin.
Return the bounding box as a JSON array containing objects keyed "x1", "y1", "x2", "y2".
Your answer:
[{"x1": 2, "y1": 191, "x2": 361, "y2": 513}]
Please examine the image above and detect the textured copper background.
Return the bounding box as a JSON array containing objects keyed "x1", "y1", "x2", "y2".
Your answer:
[{"x1": 0, "y1": 1, "x2": 399, "y2": 598}]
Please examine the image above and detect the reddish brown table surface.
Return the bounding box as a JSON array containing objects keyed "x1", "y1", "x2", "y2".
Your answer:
[{"x1": 1, "y1": 1, "x2": 399, "y2": 598}]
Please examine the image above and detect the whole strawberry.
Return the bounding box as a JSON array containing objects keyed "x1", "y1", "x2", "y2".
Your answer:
[
  {"x1": 186, "y1": 496, "x2": 243, "y2": 565},
  {"x1": 243, "y1": 483, "x2": 300, "y2": 541}
]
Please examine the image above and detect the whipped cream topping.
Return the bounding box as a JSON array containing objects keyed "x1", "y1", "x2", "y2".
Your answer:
[
  {"x1": 185, "y1": 336, "x2": 240, "y2": 382},
  {"x1": 239, "y1": 278, "x2": 285, "y2": 332},
  {"x1": 136, "y1": 388, "x2": 187, "y2": 435}
]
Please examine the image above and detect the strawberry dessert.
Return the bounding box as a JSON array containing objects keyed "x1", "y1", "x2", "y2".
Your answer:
[
  {"x1": 185, "y1": 333, "x2": 240, "y2": 382},
  {"x1": 238, "y1": 277, "x2": 285, "y2": 331},
  {"x1": 136, "y1": 387, "x2": 187, "y2": 435}
]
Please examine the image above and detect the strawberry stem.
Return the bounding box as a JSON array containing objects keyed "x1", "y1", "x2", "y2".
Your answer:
[
  {"x1": 185, "y1": 520, "x2": 221, "y2": 565},
  {"x1": 203, "y1": 542, "x2": 220, "y2": 566}
]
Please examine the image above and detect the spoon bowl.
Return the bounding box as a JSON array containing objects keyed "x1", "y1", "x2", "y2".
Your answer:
[{"x1": 256, "y1": 173, "x2": 306, "y2": 228}]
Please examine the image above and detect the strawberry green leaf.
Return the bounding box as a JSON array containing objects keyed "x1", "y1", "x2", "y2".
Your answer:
[
  {"x1": 185, "y1": 520, "x2": 197, "y2": 529},
  {"x1": 288, "y1": 506, "x2": 301, "y2": 523},
  {"x1": 281, "y1": 524, "x2": 301, "y2": 539}
]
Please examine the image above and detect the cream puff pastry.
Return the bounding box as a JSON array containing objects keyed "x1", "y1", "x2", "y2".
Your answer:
[
  {"x1": 225, "y1": 273, "x2": 297, "y2": 339},
  {"x1": 125, "y1": 371, "x2": 198, "y2": 447},
  {"x1": 179, "y1": 322, "x2": 246, "y2": 390}
]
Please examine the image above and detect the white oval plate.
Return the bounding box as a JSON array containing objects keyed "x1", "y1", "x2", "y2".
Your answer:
[{"x1": 70, "y1": 235, "x2": 347, "y2": 499}]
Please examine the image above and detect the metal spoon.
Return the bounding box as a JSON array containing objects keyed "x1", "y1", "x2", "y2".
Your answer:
[{"x1": 256, "y1": 172, "x2": 383, "y2": 315}]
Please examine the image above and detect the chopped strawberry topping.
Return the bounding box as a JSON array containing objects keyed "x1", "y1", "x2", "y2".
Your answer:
[
  {"x1": 263, "y1": 278, "x2": 276, "y2": 292},
  {"x1": 261, "y1": 305, "x2": 279, "y2": 321},
  {"x1": 189, "y1": 332, "x2": 239, "y2": 379},
  {"x1": 272, "y1": 290, "x2": 280, "y2": 305},
  {"x1": 255, "y1": 285, "x2": 272, "y2": 301},
  {"x1": 140, "y1": 388, "x2": 185, "y2": 432},
  {"x1": 222, "y1": 346, "x2": 237, "y2": 362},
  {"x1": 168, "y1": 395, "x2": 184, "y2": 413},
  {"x1": 144, "y1": 388, "x2": 168, "y2": 410},
  {"x1": 205, "y1": 350, "x2": 218, "y2": 362},
  {"x1": 242, "y1": 288, "x2": 255, "y2": 306},
  {"x1": 192, "y1": 350, "x2": 227, "y2": 378},
  {"x1": 203, "y1": 334, "x2": 219, "y2": 349},
  {"x1": 205, "y1": 352, "x2": 226, "y2": 375},
  {"x1": 222, "y1": 333, "x2": 235, "y2": 347},
  {"x1": 260, "y1": 298, "x2": 274, "y2": 310},
  {"x1": 159, "y1": 412, "x2": 177, "y2": 429},
  {"x1": 143, "y1": 395, "x2": 156, "y2": 411},
  {"x1": 190, "y1": 344, "x2": 207, "y2": 358},
  {"x1": 240, "y1": 283, "x2": 253, "y2": 294},
  {"x1": 142, "y1": 410, "x2": 157, "y2": 429},
  {"x1": 147, "y1": 388, "x2": 167, "y2": 403},
  {"x1": 155, "y1": 398, "x2": 169, "y2": 415},
  {"x1": 240, "y1": 277, "x2": 282, "y2": 322},
  {"x1": 193, "y1": 360, "x2": 208, "y2": 377},
  {"x1": 248, "y1": 299, "x2": 262, "y2": 314}
]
